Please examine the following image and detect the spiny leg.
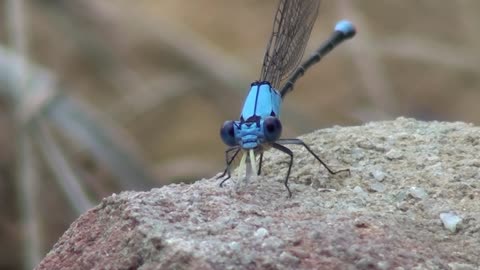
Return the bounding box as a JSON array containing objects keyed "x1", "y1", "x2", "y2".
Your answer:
[
  {"x1": 218, "y1": 147, "x2": 240, "y2": 184},
  {"x1": 217, "y1": 147, "x2": 240, "y2": 187},
  {"x1": 257, "y1": 153, "x2": 264, "y2": 176},
  {"x1": 277, "y1": 138, "x2": 350, "y2": 175},
  {"x1": 217, "y1": 146, "x2": 240, "y2": 178},
  {"x1": 217, "y1": 146, "x2": 238, "y2": 179},
  {"x1": 271, "y1": 143, "x2": 294, "y2": 198}
]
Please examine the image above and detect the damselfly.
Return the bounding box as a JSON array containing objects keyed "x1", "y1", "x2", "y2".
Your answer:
[{"x1": 218, "y1": 0, "x2": 356, "y2": 197}]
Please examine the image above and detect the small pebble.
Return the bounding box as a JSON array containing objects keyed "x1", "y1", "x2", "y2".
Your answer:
[
  {"x1": 440, "y1": 212, "x2": 462, "y2": 233},
  {"x1": 368, "y1": 182, "x2": 386, "y2": 193},
  {"x1": 409, "y1": 187, "x2": 428, "y2": 199},
  {"x1": 353, "y1": 186, "x2": 365, "y2": 193},
  {"x1": 279, "y1": 251, "x2": 300, "y2": 265},
  {"x1": 254, "y1": 227, "x2": 269, "y2": 238},
  {"x1": 396, "y1": 201, "x2": 409, "y2": 212},
  {"x1": 356, "y1": 140, "x2": 375, "y2": 150},
  {"x1": 261, "y1": 236, "x2": 284, "y2": 250},
  {"x1": 309, "y1": 231, "x2": 322, "y2": 240},
  {"x1": 377, "y1": 261, "x2": 390, "y2": 270},
  {"x1": 394, "y1": 190, "x2": 408, "y2": 202},
  {"x1": 228, "y1": 241, "x2": 241, "y2": 251},
  {"x1": 353, "y1": 186, "x2": 368, "y2": 198},
  {"x1": 371, "y1": 170, "x2": 386, "y2": 182},
  {"x1": 356, "y1": 257, "x2": 376, "y2": 269},
  {"x1": 386, "y1": 149, "x2": 403, "y2": 160}
]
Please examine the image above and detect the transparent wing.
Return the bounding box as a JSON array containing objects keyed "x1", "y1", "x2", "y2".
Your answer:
[{"x1": 260, "y1": 0, "x2": 320, "y2": 89}]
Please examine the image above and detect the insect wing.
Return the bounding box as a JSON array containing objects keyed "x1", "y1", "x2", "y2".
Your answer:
[{"x1": 260, "y1": 0, "x2": 320, "y2": 89}]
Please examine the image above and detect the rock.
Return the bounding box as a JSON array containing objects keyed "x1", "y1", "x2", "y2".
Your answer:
[
  {"x1": 409, "y1": 186, "x2": 428, "y2": 199},
  {"x1": 448, "y1": 262, "x2": 477, "y2": 270},
  {"x1": 371, "y1": 169, "x2": 386, "y2": 182},
  {"x1": 385, "y1": 149, "x2": 404, "y2": 160},
  {"x1": 353, "y1": 185, "x2": 367, "y2": 196},
  {"x1": 36, "y1": 118, "x2": 480, "y2": 270},
  {"x1": 440, "y1": 212, "x2": 463, "y2": 233},
  {"x1": 254, "y1": 227, "x2": 269, "y2": 239},
  {"x1": 368, "y1": 182, "x2": 386, "y2": 193}
]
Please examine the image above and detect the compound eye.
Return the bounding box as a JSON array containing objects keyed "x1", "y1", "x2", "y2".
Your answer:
[
  {"x1": 263, "y1": 117, "x2": 282, "y2": 142},
  {"x1": 220, "y1": 120, "x2": 236, "y2": 146}
]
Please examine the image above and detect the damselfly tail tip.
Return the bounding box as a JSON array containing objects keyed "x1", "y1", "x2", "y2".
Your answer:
[{"x1": 334, "y1": 20, "x2": 356, "y2": 39}]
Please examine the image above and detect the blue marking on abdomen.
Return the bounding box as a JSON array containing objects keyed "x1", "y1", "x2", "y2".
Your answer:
[
  {"x1": 334, "y1": 20, "x2": 356, "y2": 37},
  {"x1": 240, "y1": 81, "x2": 282, "y2": 121}
]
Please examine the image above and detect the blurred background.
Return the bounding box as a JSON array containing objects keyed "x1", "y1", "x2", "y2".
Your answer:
[{"x1": 0, "y1": 0, "x2": 479, "y2": 269}]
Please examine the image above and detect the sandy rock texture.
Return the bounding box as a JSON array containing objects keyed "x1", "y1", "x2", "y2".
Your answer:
[{"x1": 37, "y1": 118, "x2": 480, "y2": 270}]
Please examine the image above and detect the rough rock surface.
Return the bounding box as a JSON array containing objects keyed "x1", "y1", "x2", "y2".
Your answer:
[{"x1": 37, "y1": 118, "x2": 480, "y2": 270}]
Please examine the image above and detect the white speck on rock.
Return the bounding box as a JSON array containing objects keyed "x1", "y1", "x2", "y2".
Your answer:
[
  {"x1": 353, "y1": 186, "x2": 367, "y2": 197},
  {"x1": 386, "y1": 149, "x2": 403, "y2": 160},
  {"x1": 356, "y1": 139, "x2": 375, "y2": 149},
  {"x1": 368, "y1": 182, "x2": 386, "y2": 193},
  {"x1": 394, "y1": 190, "x2": 408, "y2": 202},
  {"x1": 371, "y1": 170, "x2": 386, "y2": 182},
  {"x1": 440, "y1": 212, "x2": 462, "y2": 233},
  {"x1": 254, "y1": 227, "x2": 269, "y2": 239},
  {"x1": 353, "y1": 186, "x2": 363, "y2": 192},
  {"x1": 261, "y1": 236, "x2": 284, "y2": 250},
  {"x1": 377, "y1": 260, "x2": 390, "y2": 270},
  {"x1": 228, "y1": 241, "x2": 240, "y2": 251},
  {"x1": 279, "y1": 251, "x2": 300, "y2": 265},
  {"x1": 409, "y1": 187, "x2": 428, "y2": 199}
]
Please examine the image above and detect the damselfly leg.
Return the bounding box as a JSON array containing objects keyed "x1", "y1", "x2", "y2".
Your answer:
[
  {"x1": 257, "y1": 152, "x2": 264, "y2": 176},
  {"x1": 277, "y1": 138, "x2": 350, "y2": 175},
  {"x1": 217, "y1": 146, "x2": 240, "y2": 186},
  {"x1": 271, "y1": 143, "x2": 294, "y2": 198},
  {"x1": 273, "y1": 138, "x2": 350, "y2": 197}
]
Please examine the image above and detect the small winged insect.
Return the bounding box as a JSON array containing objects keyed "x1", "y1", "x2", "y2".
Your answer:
[{"x1": 218, "y1": 0, "x2": 356, "y2": 197}]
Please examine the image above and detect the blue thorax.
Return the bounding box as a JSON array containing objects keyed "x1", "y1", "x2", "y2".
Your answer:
[{"x1": 233, "y1": 81, "x2": 282, "y2": 149}]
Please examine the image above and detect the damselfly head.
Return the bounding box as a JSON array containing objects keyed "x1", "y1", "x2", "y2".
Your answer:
[
  {"x1": 236, "y1": 120, "x2": 262, "y2": 149},
  {"x1": 220, "y1": 116, "x2": 283, "y2": 149}
]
